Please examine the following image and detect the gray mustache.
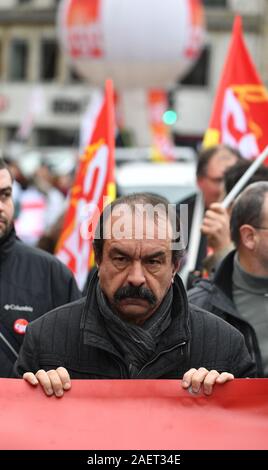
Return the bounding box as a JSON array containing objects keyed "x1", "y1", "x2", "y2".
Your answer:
[{"x1": 114, "y1": 285, "x2": 157, "y2": 305}]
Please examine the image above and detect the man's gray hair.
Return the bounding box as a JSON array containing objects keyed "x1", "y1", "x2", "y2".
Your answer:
[{"x1": 230, "y1": 181, "x2": 268, "y2": 246}]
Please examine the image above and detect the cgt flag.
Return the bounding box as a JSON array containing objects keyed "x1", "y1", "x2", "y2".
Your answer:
[
  {"x1": 56, "y1": 79, "x2": 116, "y2": 290},
  {"x1": 203, "y1": 16, "x2": 268, "y2": 160}
]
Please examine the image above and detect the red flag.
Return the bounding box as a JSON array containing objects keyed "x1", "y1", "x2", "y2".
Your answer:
[
  {"x1": 203, "y1": 16, "x2": 268, "y2": 160},
  {"x1": 56, "y1": 79, "x2": 115, "y2": 290}
]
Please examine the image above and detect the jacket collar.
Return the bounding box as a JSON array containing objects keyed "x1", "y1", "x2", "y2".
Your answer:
[
  {"x1": 213, "y1": 250, "x2": 236, "y2": 299},
  {"x1": 199, "y1": 250, "x2": 237, "y2": 317}
]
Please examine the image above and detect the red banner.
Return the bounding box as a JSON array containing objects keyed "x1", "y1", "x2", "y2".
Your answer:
[
  {"x1": 0, "y1": 379, "x2": 267, "y2": 450},
  {"x1": 56, "y1": 79, "x2": 115, "y2": 290},
  {"x1": 203, "y1": 16, "x2": 268, "y2": 161}
]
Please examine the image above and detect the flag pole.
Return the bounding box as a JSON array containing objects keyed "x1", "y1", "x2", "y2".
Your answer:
[
  {"x1": 221, "y1": 145, "x2": 268, "y2": 209},
  {"x1": 105, "y1": 79, "x2": 116, "y2": 202},
  {"x1": 179, "y1": 191, "x2": 204, "y2": 286}
]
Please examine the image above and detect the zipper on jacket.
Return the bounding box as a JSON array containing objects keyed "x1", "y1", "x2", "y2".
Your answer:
[{"x1": 136, "y1": 341, "x2": 187, "y2": 377}]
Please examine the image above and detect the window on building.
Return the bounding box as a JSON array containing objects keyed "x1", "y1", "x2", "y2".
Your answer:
[
  {"x1": 40, "y1": 39, "x2": 58, "y2": 81},
  {"x1": 180, "y1": 46, "x2": 210, "y2": 87},
  {"x1": 9, "y1": 39, "x2": 28, "y2": 80},
  {"x1": 203, "y1": 0, "x2": 227, "y2": 6},
  {"x1": 36, "y1": 128, "x2": 78, "y2": 147}
]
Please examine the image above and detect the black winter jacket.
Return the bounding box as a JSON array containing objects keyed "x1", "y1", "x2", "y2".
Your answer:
[
  {"x1": 0, "y1": 227, "x2": 81, "y2": 377},
  {"x1": 14, "y1": 273, "x2": 256, "y2": 379},
  {"x1": 188, "y1": 251, "x2": 264, "y2": 376}
]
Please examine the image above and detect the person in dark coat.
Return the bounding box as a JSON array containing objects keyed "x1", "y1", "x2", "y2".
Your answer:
[
  {"x1": 200, "y1": 160, "x2": 268, "y2": 275},
  {"x1": 188, "y1": 182, "x2": 268, "y2": 377},
  {"x1": 186, "y1": 145, "x2": 242, "y2": 286},
  {"x1": 0, "y1": 159, "x2": 81, "y2": 377},
  {"x1": 15, "y1": 193, "x2": 256, "y2": 396}
]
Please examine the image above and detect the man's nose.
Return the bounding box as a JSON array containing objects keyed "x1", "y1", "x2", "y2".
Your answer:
[{"x1": 127, "y1": 261, "x2": 146, "y2": 286}]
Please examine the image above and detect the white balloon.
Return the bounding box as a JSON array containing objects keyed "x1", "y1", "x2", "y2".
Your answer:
[{"x1": 58, "y1": 0, "x2": 205, "y2": 89}]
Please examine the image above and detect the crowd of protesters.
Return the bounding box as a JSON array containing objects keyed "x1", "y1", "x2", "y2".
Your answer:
[{"x1": 0, "y1": 141, "x2": 268, "y2": 396}]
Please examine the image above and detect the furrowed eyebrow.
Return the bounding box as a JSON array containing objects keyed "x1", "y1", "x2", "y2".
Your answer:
[
  {"x1": 109, "y1": 248, "x2": 166, "y2": 260},
  {"x1": 142, "y1": 251, "x2": 166, "y2": 261},
  {"x1": 109, "y1": 247, "x2": 130, "y2": 257}
]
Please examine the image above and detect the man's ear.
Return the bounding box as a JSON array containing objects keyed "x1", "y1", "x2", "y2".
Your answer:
[{"x1": 239, "y1": 225, "x2": 257, "y2": 251}]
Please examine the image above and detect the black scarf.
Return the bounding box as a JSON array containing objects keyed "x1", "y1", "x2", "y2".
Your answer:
[{"x1": 96, "y1": 282, "x2": 173, "y2": 377}]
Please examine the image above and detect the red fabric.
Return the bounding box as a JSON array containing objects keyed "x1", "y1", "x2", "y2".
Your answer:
[
  {"x1": 203, "y1": 16, "x2": 268, "y2": 162},
  {"x1": 55, "y1": 79, "x2": 115, "y2": 289},
  {"x1": 0, "y1": 379, "x2": 267, "y2": 450}
]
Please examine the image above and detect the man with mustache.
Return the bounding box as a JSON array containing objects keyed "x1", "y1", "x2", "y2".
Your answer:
[
  {"x1": 14, "y1": 193, "x2": 255, "y2": 396},
  {"x1": 0, "y1": 159, "x2": 81, "y2": 377}
]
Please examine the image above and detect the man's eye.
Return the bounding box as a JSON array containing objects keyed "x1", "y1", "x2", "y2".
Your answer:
[
  {"x1": 147, "y1": 259, "x2": 161, "y2": 265},
  {"x1": 114, "y1": 256, "x2": 127, "y2": 263},
  {"x1": 0, "y1": 193, "x2": 10, "y2": 200}
]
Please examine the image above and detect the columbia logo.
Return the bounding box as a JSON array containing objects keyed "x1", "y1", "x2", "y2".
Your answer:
[{"x1": 4, "y1": 304, "x2": 33, "y2": 312}]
